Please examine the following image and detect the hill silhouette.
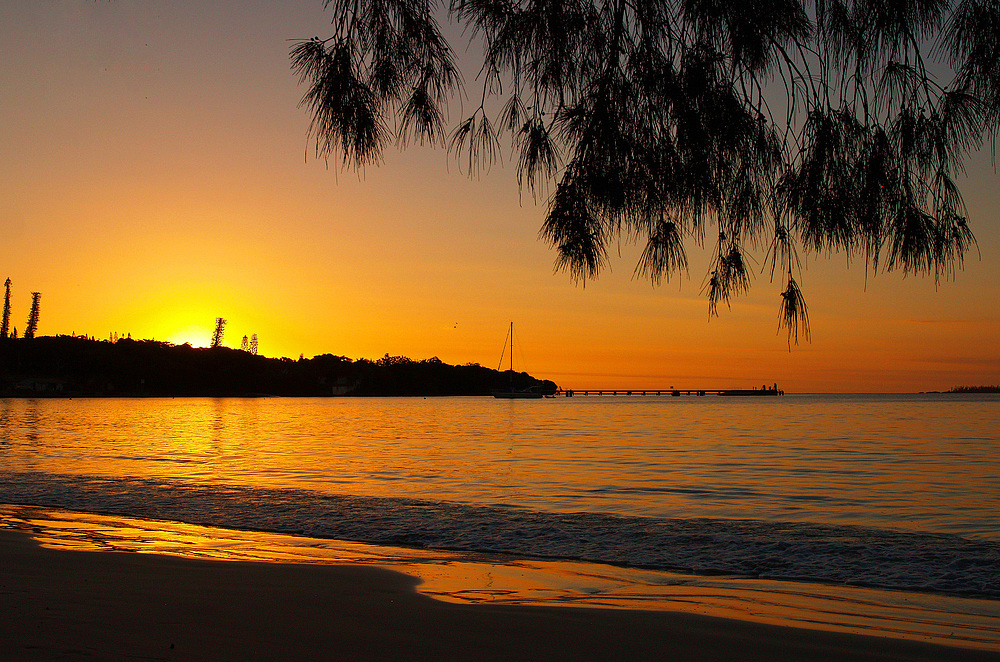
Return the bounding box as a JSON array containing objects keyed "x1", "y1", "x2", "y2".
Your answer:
[{"x1": 0, "y1": 336, "x2": 557, "y2": 397}]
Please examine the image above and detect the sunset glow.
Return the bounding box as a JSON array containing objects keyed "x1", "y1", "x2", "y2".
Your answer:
[{"x1": 1, "y1": 1, "x2": 998, "y2": 392}]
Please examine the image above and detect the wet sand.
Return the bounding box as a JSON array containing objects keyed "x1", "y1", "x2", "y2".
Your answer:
[{"x1": 3, "y1": 528, "x2": 998, "y2": 662}]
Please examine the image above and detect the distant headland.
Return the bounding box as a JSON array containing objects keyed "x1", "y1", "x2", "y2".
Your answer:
[
  {"x1": 945, "y1": 385, "x2": 1000, "y2": 393},
  {"x1": 0, "y1": 336, "x2": 558, "y2": 398}
]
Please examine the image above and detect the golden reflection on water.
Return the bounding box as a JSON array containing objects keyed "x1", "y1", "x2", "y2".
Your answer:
[
  {"x1": 2, "y1": 504, "x2": 998, "y2": 652},
  {"x1": 1, "y1": 396, "x2": 997, "y2": 536}
]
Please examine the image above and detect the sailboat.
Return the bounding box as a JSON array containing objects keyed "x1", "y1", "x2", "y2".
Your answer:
[{"x1": 492, "y1": 322, "x2": 544, "y2": 399}]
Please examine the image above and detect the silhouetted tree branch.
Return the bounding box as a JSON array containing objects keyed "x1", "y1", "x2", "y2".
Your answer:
[{"x1": 292, "y1": 0, "x2": 998, "y2": 344}]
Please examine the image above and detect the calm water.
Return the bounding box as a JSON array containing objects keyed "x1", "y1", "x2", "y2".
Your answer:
[{"x1": 1, "y1": 394, "x2": 998, "y2": 597}]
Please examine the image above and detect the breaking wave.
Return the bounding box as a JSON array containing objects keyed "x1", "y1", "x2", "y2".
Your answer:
[{"x1": 2, "y1": 471, "x2": 998, "y2": 599}]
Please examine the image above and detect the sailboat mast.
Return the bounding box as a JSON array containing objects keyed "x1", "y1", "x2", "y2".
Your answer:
[{"x1": 509, "y1": 322, "x2": 513, "y2": 373}]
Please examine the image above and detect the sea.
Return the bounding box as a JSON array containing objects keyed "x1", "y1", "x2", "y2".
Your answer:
[{"x1": 1, "y1": 393, "x2": 997, "y2": 601}]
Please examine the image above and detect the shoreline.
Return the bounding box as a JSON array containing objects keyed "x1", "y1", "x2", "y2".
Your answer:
[{"x1": 3, "y1": 505, "x2": 999, "y2": 660}]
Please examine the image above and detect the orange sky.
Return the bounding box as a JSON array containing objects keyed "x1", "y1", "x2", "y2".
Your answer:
[{"x1": 1, "y1": 1, "x2": 998, "y2": 392}]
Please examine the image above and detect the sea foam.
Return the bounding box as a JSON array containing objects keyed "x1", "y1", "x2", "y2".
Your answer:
[{"x1": 1, "y1": 471, "x2": 997, "y2": 599}]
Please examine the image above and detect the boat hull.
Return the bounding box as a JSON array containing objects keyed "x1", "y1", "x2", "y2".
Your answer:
[{"x1": 492, "y1": 390, "x2": 544, "y2": 399}]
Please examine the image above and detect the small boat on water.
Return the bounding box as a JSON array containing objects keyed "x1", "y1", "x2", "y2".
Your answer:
[
  {"x1": 493, "y1": 385, "x2": 545, "y2": 399},
  {"x1": 492, "y1": 323, "x2": 544, "y2": 399}
]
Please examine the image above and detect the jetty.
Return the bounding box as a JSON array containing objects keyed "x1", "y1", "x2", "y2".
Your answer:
[{"x1": 556, "y1": 385, "x2": 783, "y2": 397}]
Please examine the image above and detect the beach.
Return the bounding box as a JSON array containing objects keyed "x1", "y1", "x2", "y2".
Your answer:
[
  {"x1": 4, "y1": 527, "x2": 998, "y2": 662},
  {"x1": 2, "y1": 396, "x2": 998, "y2": 660}
]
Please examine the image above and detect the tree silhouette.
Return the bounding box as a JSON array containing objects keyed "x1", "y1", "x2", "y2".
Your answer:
[
  {"x1": 1, "y1": 278, "x2": 10, "y2": 340},
  {"x1": 292, "y1": 0, "x2": 998, "y2": 343},
  {"x1": 211, "y1": 317, "x2": 227, "y2": 349},
  {"x1": 24, "y1": 292, "x2": 41, "y2": 339}
]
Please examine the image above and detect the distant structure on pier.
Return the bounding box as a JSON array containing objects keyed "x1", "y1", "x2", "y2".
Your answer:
[
  {"x1": 24, "y1": 292, "x2": 41, "y2": 339},
  {"x1": 210, "y1": 317, "x2": 226, "y2": 348},
  {"x1": 249, "y1": 333, "x2": 258, "y2": 355}
]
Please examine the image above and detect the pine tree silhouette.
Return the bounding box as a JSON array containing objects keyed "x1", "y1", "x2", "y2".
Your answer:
[
  {"x1": 1, "y1": 278, "x2": 11, "y2": 340},
  {"x1": 211, "y1": 317, "x2": 226, "y2": 348},
  {"x1": 24, "y1": 292, "x2": 40, "y2": 339}
]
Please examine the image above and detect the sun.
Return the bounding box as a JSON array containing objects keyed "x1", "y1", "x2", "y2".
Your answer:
[{"x1": 165, "y1": 326, "x2": 213, "y2": 348}]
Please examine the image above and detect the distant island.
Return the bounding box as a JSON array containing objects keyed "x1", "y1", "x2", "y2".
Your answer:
[{"x1": 0, "y1": 336, "x2": 558, "y2": 397}]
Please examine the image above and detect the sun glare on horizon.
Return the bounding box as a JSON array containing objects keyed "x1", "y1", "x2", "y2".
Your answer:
[{"x1": 165, "y1": 327, "x2": 213, "y2": 349}]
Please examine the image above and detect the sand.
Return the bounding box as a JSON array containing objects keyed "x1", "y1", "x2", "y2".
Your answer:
[{"x1": 3, "y1": 528, "x2": 998, "y2": 662}]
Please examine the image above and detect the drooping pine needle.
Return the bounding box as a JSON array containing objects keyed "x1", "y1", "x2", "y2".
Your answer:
[{"x1": 778, "y1": 274, "x2": 810, "y2": 348}]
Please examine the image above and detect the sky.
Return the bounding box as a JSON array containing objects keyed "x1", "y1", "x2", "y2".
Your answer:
[{"x1": 1, "y1": 0, "x2": 998, "y2": 392}]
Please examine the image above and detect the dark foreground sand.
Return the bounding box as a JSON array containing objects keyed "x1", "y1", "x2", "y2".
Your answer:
[{"x1": 2, "y1": 529, "x2": 997, "y2": 662}]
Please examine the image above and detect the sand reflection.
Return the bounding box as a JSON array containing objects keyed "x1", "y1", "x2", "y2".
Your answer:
[{"x1": 1, "y1": 504, "x2": 997, "y2": 652}]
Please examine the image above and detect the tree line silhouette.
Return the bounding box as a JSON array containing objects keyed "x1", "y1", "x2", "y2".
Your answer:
[{"x1": 0, "y1": 335, "x2": 557, "y2": 397}]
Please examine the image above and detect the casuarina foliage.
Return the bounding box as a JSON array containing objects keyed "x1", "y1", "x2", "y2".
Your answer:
[{"x1": 292, "y1": 0, "x2": 999, "y2": 345}]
